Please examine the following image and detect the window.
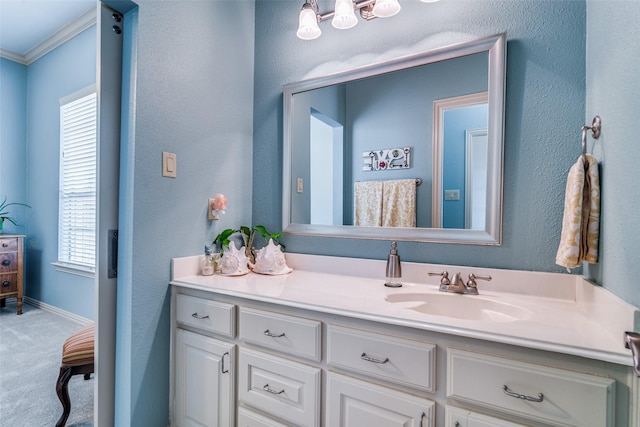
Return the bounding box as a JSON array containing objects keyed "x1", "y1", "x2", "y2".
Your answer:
[{"x1": 56, "y1": 87, "x2": 97, "y2": 276}]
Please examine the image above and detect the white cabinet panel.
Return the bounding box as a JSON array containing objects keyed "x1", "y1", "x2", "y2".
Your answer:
[
  {"x1": 176, "y1": 294, "x2": 235, "y2": 337},
  {"x1": 239, "y1": 306, "x2": 321, "y2": 361},
  {"x1": 175, "y1": 329, "x2": 234, "y2": 427},
  {"x1": 237, "y1": 407, "x2": 289, "y2": 427},
  {"x1": 327, "y1": 324, "x2": 436, "y2": 392},
  {"x1": 238, "y1": 347, "x2": 320, "y2": 427},
  {"x1": 446, "y1": 406, "x2": 526, "y2": 427},
  {"x1": 447, "y1": 348, "x2": 615, "y2": 427},
  {"x1": 326, "y1": 372, "x2": 435, "y2": 427}
]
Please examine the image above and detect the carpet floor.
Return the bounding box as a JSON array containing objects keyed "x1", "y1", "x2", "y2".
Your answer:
[{"x1": 0, "y1": 300, "x2": 93, "y2": 426}]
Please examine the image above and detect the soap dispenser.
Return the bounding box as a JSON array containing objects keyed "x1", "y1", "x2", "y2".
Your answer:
[
  {"x1": 201, "y1": 245, "x2": 215, "y2": 276},
  {"x1": 385, "y1": 241, "x2": 402, "y2": 288}
]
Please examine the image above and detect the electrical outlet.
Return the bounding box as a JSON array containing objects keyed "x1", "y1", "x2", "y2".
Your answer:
[
  {"x1": 208, "y1": 198, "x2": 216, "y2": 220},
  {"x1": 444, "y1": 189, "x2": 460, "y2": 201}
]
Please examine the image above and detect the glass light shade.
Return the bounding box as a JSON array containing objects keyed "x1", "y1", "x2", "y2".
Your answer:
[
  {"x1": 332, "y1": 0, "x2": 358, "y2": 29},
  {"x1": 372, "y1": 0, "x2": 401, "y2": 18},
  {"x1": 297, "y1": 7, "x2": 321, "y2": 40}
]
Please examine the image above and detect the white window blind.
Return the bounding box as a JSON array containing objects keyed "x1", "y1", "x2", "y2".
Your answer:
[{"x1": 58, "y1": 90, "x2": 97, "y2": 271}]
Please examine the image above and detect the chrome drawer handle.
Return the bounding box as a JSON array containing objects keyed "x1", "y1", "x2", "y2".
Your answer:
[
  {"x1": 263, "y1": 384, "x2": 285, "y2": 395},
  {"x1": 264, "y1": 330, "x2": 285, "y2": 338},
  {"x1": 1, "y1": 260, "x2": 11, "y2": 266},
  {"x1": 361, "y1": 352, "x2": 389, "y2": 364},
  {"x1": 503, "y1": 385, "x2": 544, "y2": 402},
  {"x1": 191, "y1": 312, "x2": 210, "y2": 320},
  {"x1": 2, "y1": 280, "x2": 10, "y2": 287}
]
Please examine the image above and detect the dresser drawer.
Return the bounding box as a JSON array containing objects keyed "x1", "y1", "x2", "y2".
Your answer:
[
  {"x1": 327, "y1": 324, "x2": 436, "y2": 392},
  {"x1": 0, "y1": 237, "x2": 18, "y2": 252},
  {"x1": 175, "y1": 294, "x2": 235, "y2": 337},
  {"x1": 237, "y1": 407, "x2": 289, "y2": 427},
  {"x1": 0, "y1": 253, "x2": 17, "y2": 273},
  {"x1": 238, "y1": 307, "x2": 321, "y2": 361},
  {"x1": 447, "y1": 348, "x2": 615, "y2": 427},
  {"x1": 0, "y1": 273, "x2": 18, "y2": 293},
  {"x1": 238, "y1": 347, "x2": 320, "y2": 427}
]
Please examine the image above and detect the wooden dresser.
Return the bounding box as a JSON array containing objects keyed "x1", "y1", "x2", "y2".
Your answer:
[{"x1": 0, "y1": 234, "x2": 25, "y2": 315}]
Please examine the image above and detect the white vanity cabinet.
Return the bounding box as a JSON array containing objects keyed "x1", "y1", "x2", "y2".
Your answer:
[
  {"x1": 175, "y1": 329, "x2": 235, "y2": 427},
  {"x1": 170, "y1": 278, "x2": 634, "y2": 427}
]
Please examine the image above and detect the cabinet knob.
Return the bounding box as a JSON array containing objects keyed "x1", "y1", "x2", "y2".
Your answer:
[
  {"x1": 2, "y1": 280, "x2": 10, "y2": 287},
  {"x1": 1, "y1": 259, "x2": 11, "y2": 267}
]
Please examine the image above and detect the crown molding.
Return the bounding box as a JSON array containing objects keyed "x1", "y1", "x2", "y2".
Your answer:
[{"x1": 0, "y1": 7, "x2": 96, "y2": 66}]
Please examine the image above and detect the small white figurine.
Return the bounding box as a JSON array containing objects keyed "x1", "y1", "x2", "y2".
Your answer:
[
  {"x1": 252, "y1": 239, "x2": 292, "y2": 275},
  {"x1": 219, "y1": 241, "x2": 249, "y2": 275}
]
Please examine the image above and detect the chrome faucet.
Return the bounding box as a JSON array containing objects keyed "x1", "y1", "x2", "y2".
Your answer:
[{"x1": 429, "y1": 271, "x2": 492, "y2": 295}]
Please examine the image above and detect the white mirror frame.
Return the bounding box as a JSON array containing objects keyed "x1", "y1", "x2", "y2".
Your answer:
[{"x1": 282, "y1": 33, "x2": 506, "y2": 245}]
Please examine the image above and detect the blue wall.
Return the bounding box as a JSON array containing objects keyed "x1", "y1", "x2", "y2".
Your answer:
[
  {"x1": 254, "y1": 1, "x2": 586, "y2": 273},
  {"x1": 0, "y1": 58, "x2": 28, "y2": 233},
  {"x1": 22, "y1": 27, "x2": 96, "y2": 319},
  {"x1": 585, "y1": 1, "x2": 640, "y2": 307},
  {"x1": 442, "y1": 105, "x2": 488, "y2": 229},
  {"x1": 114, "y1": 1, "x2": 255, "y2": 424}
]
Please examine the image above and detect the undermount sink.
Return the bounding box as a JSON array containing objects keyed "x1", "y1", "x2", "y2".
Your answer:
[{"x1": 385, "y1": 292, "x2": 532, "y2": 322}]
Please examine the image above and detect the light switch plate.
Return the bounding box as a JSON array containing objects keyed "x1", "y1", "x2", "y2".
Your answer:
[
  {"x1": 297, "y1": 178, "x2": 303, "y2": 193},
  {"x1": 162, "y1": 151, "x2": 176, "y2": 178},
  {"x1": 444, "y1": 189, "x2": 460, "y2": 201}
]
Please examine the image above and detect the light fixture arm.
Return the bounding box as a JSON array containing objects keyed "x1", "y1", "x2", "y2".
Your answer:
[{"x1": 314, "y1": 0, "x2": 377, "y2": 23}]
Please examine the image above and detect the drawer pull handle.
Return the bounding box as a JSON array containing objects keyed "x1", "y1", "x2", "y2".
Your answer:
[
  {"x1": 2, "y1": 260, "x2": 11, "y2": 266},
  {"x1": 502, "y1": 385, "x2": 544, "y2": 402},
  {"x1": 420, "y1": 412, "x2": 426, "y2": 427},
  {"x1": 2, "y1": 242, "x2": 8, "y2": 247},
  {"x1": 191, "y1": 312, "x2": 210, "y2": 320},
  {"x1": 2, "y1": 280, "x2": 10, "y2": 287},
  {"x1": 264, "y1": 330, "x2": 285, "y2": 338},
  {"x1": 221, "y1": 351, "x2": 229, "y2": 374},
  {"x1": 263, "y1": 384, "x2": 285, "y2": 395},
  {"x1": 361, "y1": 352, "x2": 389, "y2": 364}
]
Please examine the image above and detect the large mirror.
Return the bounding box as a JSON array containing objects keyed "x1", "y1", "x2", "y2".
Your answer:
[{"x1": 282, "y1": 33, "x2": 506, "y2": 244}]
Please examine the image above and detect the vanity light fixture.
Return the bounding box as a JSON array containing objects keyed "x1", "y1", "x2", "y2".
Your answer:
[{"x1": 296, "y1": 0, "x2": 439, "y2": 40}]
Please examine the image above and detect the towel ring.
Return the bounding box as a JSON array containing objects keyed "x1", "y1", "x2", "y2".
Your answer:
[{"x1": 581, "y1": 116, "x2": 601, "y2": 156}]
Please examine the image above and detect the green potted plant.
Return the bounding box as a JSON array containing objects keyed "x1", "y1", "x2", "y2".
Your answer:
[
  {"x1": 0, "y1": 196, "x2": 31, "y2": 232},
  {"x1": 213, "y1": 225, "x2": 284, "y2": 264}
]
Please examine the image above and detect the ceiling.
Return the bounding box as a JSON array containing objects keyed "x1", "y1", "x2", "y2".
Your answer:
[{"x1": 0, "y1": 0, "x2": 96, "y2": 56}]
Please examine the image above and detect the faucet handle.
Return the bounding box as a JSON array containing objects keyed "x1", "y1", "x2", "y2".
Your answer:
[
  {"x1": 428, "y1": 271, "x2": 450, "y2": 291},
  {"x1": 466, "y1": 273, "x2": 492, "y2": 295}
]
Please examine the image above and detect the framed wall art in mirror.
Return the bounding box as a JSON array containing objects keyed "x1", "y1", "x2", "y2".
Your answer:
[{"x1": 282, "y1": 33, "x2": 506, "y2": 244}]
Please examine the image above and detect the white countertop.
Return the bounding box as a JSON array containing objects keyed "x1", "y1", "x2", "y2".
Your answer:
[{"x1": 170, "y1": 253, "x2": 637, "y2": 366}]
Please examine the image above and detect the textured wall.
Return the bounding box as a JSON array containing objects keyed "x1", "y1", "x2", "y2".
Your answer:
[
  {"x1": 253, "y1": 0, "x2": 586, "y2": 272},
  {"x1": 23, "y1": 27, "x2": 96, "y2": 319},
  {"x1": 115, "y1": 1, "x2": 255, "y2": 425},
  {"x1": 585, "y1": 1, "x2": 640, "y2": 307},
  {"x1": 0, "y1": 58, "x2": 27, "y2": 232}
]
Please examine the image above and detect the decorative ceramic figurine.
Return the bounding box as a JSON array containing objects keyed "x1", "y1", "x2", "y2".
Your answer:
[
  {"x1": 219, "y1": 241, "x2": 249, "y2": 275},
  {"x1": 252, "y1": 239, "x2": 292, "y2": 275}
]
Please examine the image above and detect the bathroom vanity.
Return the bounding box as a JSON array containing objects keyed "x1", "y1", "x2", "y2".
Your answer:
[{"x1": 169, "y1": 253, "x2": 639, "y2": 427}]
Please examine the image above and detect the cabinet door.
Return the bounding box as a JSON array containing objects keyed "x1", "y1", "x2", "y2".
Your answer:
[
  {"x1": 327, "y1": 372, "x2": 435, "y2": 427},
  {"x1": 175, "y1": 329, "x2": 234, "y2": 427},
  {"x1": 446, "y1": 406, "x2": 526, "y2": 427}
]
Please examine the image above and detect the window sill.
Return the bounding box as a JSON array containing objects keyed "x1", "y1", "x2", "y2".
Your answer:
[{"x1": 52, "y1": 262, "x2": 95, "y2": 279}]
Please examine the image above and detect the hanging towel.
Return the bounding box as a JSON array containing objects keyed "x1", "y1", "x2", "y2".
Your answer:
[
  {"x1": 354, "y1": 181, "x2": 383, "y2": 226},
  {"x1": 555, "y1": 154, "x2": 600, "y2": 270},
  {"x1": 382, "y1": 179, "x2": 417, "y2": 228}
]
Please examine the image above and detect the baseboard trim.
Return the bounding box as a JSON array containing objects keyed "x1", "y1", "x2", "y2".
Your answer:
[{"x1": 23, "y1": 297, "x2": 92, "y2": 326}]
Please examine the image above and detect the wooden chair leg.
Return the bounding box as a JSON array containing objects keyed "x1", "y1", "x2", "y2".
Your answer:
[{"x1": 55, "y1": 366, "x2": 73, "y2": 427}]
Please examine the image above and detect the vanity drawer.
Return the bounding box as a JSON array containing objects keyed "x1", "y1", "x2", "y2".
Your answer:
[
  {"x1": 238, "y1": 347, "x2": 320, "y2": 427},
  {"x1": 327, "y1": 324, "x2": 436, "y2": 392},
  {"x1": 175, "y1": 294, "x2": 235, "y2": 337},
  {"x1": 0, "y1": 253, "x2": 17, "y2": 273},
  {"x1": 238, "y1": 307, "x2": 321, "y2": 361},
  {"x1": 0, "y1": 273, "x2": 18, "y2": 293},
  {"x1": 237, "y1": 407, "x2": 289, "y2": 427},
  {"x1": 447, "y1": 348, "x2": 615, "y2": 427},
  {"x1": 0, "y1": 237, "x2": 18, "y2": 253}
]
